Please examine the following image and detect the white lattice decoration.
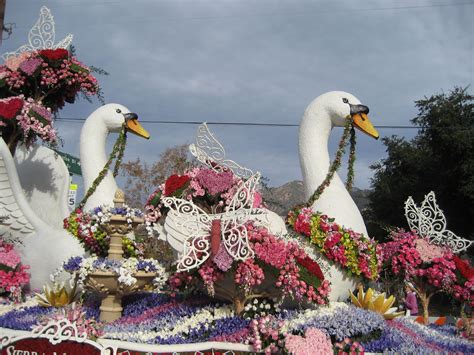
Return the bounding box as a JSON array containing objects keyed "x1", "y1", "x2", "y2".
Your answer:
[
  {"x1": 2, "y1": 6, "x2": 73, "y2": 61},
  {"x1": 189, "y1": 123, "x2": 254, "y2": 179},
  {"x1": 1, "y1": 319, "x2": 116, "y2": 354},
  {"x1": 404, "y1": 191, "x2": 473, "y2": 253},
  {"x1": 31, "y1": 318, "x2": 87, "y2": 345},
  {"x1": 162, "y1": 173, "x2": 268, "y2": 272}
]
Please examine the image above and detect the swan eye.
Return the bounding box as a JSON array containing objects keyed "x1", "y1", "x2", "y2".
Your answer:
[
  {"x1": 342, "y1": 98, "x2": 349, "y2": 104},
  {"x1": 116, "y1": 109, "x2": 122, "y2": 114}
]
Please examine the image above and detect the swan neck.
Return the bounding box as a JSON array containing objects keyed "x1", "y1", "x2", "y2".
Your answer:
[
  {"x1": 299, "y1": 108, "x2": 334, "y2": 200},
  {"x1": 80, "y1": 116, "x2": 118, "y2": 209}
]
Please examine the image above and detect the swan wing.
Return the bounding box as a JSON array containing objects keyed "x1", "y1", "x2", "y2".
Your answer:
[
  {"x1": 0, "y1": 139, "x2": 48, "y2": 237},
  {"x1": 14, "y1": 144, "x2": 70, "y2": 229}
]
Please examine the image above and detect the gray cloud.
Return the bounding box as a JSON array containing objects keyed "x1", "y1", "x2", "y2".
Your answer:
[{"x1": 4, "y1": 0, "x2": 471, "y2": 194}]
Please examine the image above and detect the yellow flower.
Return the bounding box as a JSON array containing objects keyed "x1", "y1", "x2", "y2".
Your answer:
[
  {"x1": 36, "y1": 279, "x2": 78, "y2": 308},
  {"x1": 350, "y1": 286, "x2": 404, "y2": 320}
]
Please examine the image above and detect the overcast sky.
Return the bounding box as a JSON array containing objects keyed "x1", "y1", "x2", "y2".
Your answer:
[{"x1": 4, "y1": 0, "x2": 473, "y2": 191}]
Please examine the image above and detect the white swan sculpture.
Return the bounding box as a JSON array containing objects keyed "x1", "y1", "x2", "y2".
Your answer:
[
  {"x1": 0, "y1": 104, "x2": 149, "y2": 289},
  {"x1": 296, "y1": 91, "x2": 379, "y2": 300},
  {"x1": 300, "y1": 91, "x2": 379, "y2": 235}
]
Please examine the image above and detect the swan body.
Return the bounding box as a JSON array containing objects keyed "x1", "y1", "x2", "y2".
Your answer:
[
  {"x1": 0, "y1": 104, "x2": 149, "y2": 289},
  {"x1": 0, "y1": 139, "x2": 83, "y2": 289}
]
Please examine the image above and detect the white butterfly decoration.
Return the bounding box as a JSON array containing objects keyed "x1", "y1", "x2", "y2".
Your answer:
[
  {"x1": 2, "y1": 6, "x2": 73, "y2": 61},
  {"x1": 404, "y1": 191, "x2": 473, "y2": 253},
  {"x1": 162, "y1": 172, "x2": 264, "y2": 272},
  {"x1": 189, "y1": 123, "x2": 254, "y2": 179}
]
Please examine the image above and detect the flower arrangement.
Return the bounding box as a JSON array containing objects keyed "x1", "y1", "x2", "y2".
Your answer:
[
  {"x1": 2, "y1": 292, "x2": 474, "y2": 353},
  {"x1": 0, "y1": 48, "x2": 102, "y2": 153},
  {"x1": 144, "y1": 167, "x2": 262, "y2": 229},
  {"x1": 63, "y1": 205, "x2": 144, "y2": 257},
  {"x1": 32, "y1": 303, "x2": 103, "y2": 340},
  {"x1": 380, "y1": 229, "x2": 474, "y2": 323},
  {"x1": 58, "y1": 256, "x2": 168, "y2": 291},
  {"x1": 0, "y1": 239, "x2": 30, "y2": 302},
  {"x1": 287, "y1": 207, "x2": 381, "y2": 280},
  {"x1": 168, "y1": 222, "x2": 331, "y2": 314}
]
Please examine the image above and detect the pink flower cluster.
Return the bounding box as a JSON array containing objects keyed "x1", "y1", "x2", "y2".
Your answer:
[
  {"x1": 168, "y1": 222, "x2": 330, "y2": 308},
  {"x1": 0, "y1": 239, "x2": 30, "y2": 298},
  {"x1": 235, "y1": 259, "x2": 265, "y2": 293},
  {"x1": 0, "y1": 239, "x2": 20, "y2": 268},
  {"x1": 0, "y1": 49, "x2": 99, "y2": 112},
  {"x1": 35, "y1": 304, "x2": 103, "y2": 339},
  {"x1": 145, "y1": 166, "x2": 263, "y2": 230},
  {"x1": 381, "y1": 229, "x2": 473, "y2": 306},
  {"x1": 248, "y1": 223, "x2": 330, "y2": 304},
  {"x1": 415, "y1": 238, "x2": 446, "y2": 263},
  {"x1": 16, "y1": 97, "x2": 57, "y2": 145},
  {"x1": 334, "y1": 337, "x2": 365, "y2": 354},
  {"x1": 288, "y1": 207, "x2": 381, "y2": 280},
  {"x1": 250, "y1": 315, "x2": 285, "y2": 354},
  {"x1": 285, "y1": 327, "x2": 333, "y2": 355},
  {"x1": 198, "y1": 259, "x2": 223, "y2": 295}
]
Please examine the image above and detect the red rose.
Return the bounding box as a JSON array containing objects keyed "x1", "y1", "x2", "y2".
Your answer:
[
  {"x1": 39, "y1": 48, "x2": 69, "y2": 61},
  {"x1": 0, "y1": 97, "x2": 24, "y2": 120},
  {"x1": 164, "y1": 174, "x2": 190, "y2": 196},
  {"x1": 297, "y1": 256, "x2": 325, "y2": 281},
  {"x1": 454, "y1": 255, "x2": 474, "y2": 280}
]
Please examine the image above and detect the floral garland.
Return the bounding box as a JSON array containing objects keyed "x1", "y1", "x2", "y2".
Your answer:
[
  {"x1": 287, "y1": 207, "x2": 381, "y2": 280},
  {"x1": 0, "y1": 48, "x2": 103, "y2": 154},
  {"x1": 57, "y1": 256, "x2": 168, "y2": 290},
  {"x1": 63, "y1": 204, "x2": 144, "y2": 257},
  {"x1": 306, "y1": 119, "x2": 356, "y2": 207}
]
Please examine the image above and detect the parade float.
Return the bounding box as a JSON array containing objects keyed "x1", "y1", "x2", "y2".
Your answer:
[{"x1": 0, "y1": 6, "x2": 473, "y2": 355}]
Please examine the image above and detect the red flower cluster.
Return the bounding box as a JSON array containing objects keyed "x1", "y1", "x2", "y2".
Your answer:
[
  {"x1": 454, "y1": 255, "x2": 474, "y2": 280},
  {"x1": 0, "y1": 97, "x2": 23, "y2": 120},
  {"x1": 39, "y1": 48, "x2": 69, "y2": 61},
  {"x1": 164, "y1": 174, "x2": 190, "y2": 196},
  {"x1": 296, "y1": 256, "x2": 324, "y2": 281}
]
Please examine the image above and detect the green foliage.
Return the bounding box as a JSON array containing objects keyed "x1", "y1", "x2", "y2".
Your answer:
[{"x1": 366, "y1": 87, "x2": 474, "y2": 244}]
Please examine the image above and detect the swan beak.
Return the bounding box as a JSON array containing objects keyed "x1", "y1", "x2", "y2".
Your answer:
[
  {"x1": 352, "y1": 113, "x2": 379, "y2": 139},
  {"x1": 125, "y1": 114, "x2": 150, "y2": 139}
]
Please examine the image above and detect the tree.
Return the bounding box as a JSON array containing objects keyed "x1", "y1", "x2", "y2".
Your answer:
[
  {"x1": 120, "y1": 144, "x2": 194, "y2": 208},
  {"x1": 366, "y1": 87, "x2": 474, "y2": 243}
]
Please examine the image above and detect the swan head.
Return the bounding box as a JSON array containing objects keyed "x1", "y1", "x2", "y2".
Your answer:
[
  {"x1": 94, "y1": 103, "x2": 150, "y2": 139},
  {"x1": 316, "y1": 91, "x2": 379, "y2": 139}
]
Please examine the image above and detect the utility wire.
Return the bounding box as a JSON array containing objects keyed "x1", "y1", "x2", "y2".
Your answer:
[
  {"x1": 12, "y1": 1, "x2": 474, "y2": 28},
  {"x1": 54, "y1": 118, "x2": 474, "y2": 130}
]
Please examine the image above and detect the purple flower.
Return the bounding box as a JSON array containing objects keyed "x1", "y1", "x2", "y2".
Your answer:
[
  {"x1": 137, "y1": 260, "x2": 157, "y2": 272},
  {"x1": 63, "y1": 256, "x2": 83, "y2": 272},
  {"x1": 0, "y1": 306, "x2": 55, "y2": 330},
  {"x1": 19, "y1": 57, "x2": 42, "y2": 75},
  {"x1": 195, "y1": 169, "x2": 235, "y2": 195}
]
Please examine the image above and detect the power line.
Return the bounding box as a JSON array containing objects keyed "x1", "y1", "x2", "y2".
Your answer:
[
  {"x1": 12, "y1": 1, "x2": 474, "y2": 29},
  {"x1": 54, "y1": 118, "x2": 474, "y2": 130}
]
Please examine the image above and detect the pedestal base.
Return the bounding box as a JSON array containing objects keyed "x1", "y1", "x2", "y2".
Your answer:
[{"x1": 99, "y1": 294, "x2": 123, "y2": 322}]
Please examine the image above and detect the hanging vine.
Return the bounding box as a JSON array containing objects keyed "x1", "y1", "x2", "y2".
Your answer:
[
  {"x1": 306, "y1": 119, "x2": 357, "y2": 207},
  {"x1": 76, "y1": 125, "x2": 128, "y2": 210}
]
